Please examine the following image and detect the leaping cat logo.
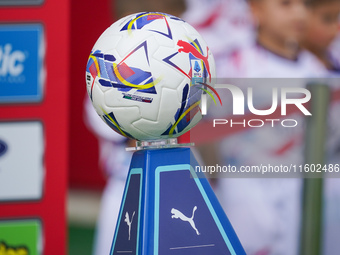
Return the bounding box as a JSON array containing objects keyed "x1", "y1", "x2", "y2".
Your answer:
[
  {"x1": 171, "y1": 206, "x2": 200, "y2": 235},
  {"x1": 124, "y1": 211, "x2": 135, "y2": 241}
]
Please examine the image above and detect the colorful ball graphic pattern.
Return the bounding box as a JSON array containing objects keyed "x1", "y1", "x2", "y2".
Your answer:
[{"x1": 86, "y1": 12, "x2": 216, "y2": 141}]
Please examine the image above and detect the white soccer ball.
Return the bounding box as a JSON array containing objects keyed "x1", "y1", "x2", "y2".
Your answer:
[{"x1": 86, "y1": 12, "x2": 216, "y2": 141}]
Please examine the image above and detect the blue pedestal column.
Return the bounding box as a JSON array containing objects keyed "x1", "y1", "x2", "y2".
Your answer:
[{"x1": 110, "y1": 147, "x2": 245, "y2": 255}]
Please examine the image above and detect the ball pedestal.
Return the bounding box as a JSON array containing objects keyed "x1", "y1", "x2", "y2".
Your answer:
[{"x1": 110, "y1": 140, "x2": 245, "y2": 255}]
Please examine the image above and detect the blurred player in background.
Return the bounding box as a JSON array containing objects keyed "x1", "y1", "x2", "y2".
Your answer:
[
  {"x1": 85, "y1": 1, "x2": 186, "y2": 255},
  {"x1": 216, "y1": 0, "x2": 326, "y2": 77},
  {"x1": 302, "y1": 0, "x2": 340, "y2": 161},
  {"x1": 303, "y1": 0, "x2": 340, "y2": 72},
  {"x1": 212, "y1": 0, "x2": 329, "y2": 254},
  {"x1": 183, "y1": 0, "x2": 254, "y2": 56}
]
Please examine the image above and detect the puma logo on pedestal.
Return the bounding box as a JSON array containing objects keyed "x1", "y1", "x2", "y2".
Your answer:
[
  {"x1": 124, "y1": 211, "x2": 135, "y2": 240},
  {"x1": 171, "y1": 206, "x2": 200, "y2": 235}
]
